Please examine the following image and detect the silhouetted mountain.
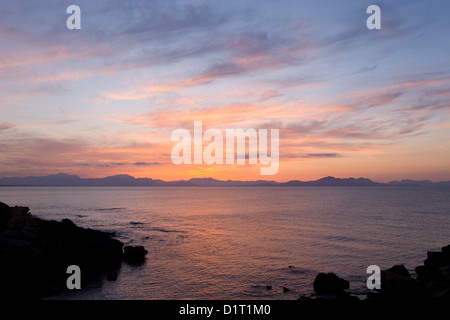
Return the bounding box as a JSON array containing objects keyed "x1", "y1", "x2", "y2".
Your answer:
[
  {"x1": 309, "y1": 176, "x2": 382, "y2": 186},
  {"x1": 387, "y1": 179, "x2": 432, "y2": 187},
  {"x1": 388, "y1": 179, "x2": 450, "y2": 187},
  {"x1": 0, "y1": 173, "x2": 449, "y2": 187},
  {"x1": 0, "y1": 173, "x2": 83, "y2": 186},
  {"x1": 277, "y1": 177, "x2": 381, "y2": 187}
]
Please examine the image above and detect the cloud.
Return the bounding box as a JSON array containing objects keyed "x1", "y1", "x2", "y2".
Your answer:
[
  {"x1": 96, "y1": 164, "x2": 110, "y2": 167},
  {"x1": 0, "y1": 123, "x2": 14, "y2": 131},
  {"x1": 303, "y1": 153, "x2": 341, "y2": 158},
  {"x1": 1, "y1": 1, "x2": 450, "y2": 180},
  {"x1": 76, "y1": 163, "x2": 90, "y2": 167},
  {"x1": 112, "y1": 162, "x2": 127, "y2": 166},
  {"x1": 133, "y1": 162, "x2": 162, "y2": 166}
]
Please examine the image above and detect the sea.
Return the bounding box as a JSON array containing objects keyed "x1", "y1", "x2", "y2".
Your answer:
[{"x1": 0, "y1": 186, "x2": 449, "y2": 300}]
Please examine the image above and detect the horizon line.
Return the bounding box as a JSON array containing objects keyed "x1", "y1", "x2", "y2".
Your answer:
[{"x1": 1, "y1": 172, "x2": 449, "y2": 185}]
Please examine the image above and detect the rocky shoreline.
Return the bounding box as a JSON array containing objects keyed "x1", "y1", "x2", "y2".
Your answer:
[
  {"x1": 301, "y1": 245, "x2": 450, "y2": 302},
  {"x1": 1, "y1": 201, "x2": 449, "y2": 302},
  {"x1": 0, "y1": 202, "x2": 147, "y2": 299}
]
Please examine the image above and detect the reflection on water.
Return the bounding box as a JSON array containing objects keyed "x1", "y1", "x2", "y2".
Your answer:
[{"x1": 1, "y1": 186, "x2": 449, "y2": 299}]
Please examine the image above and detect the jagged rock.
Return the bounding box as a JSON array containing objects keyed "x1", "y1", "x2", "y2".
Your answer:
[
  {"x1": 0, "y1": 202, "x2": 125, "y2": 300},
  {"x1": 414, "y1": 245, "x2": 450, "y2": 300},
  {"x1": 1, "y1": 203, "x2": 36, "y2": 231},
  {"x1": 313, "y1": 273, "x2": 349, "y2": 294},
  {"x1": 308, "y1": 273, "x2": 358, "y2": 302},
  {"x1": 442, "y1": 245, "x2": 450, "y2": 254},
  {"x1": 386, "y1": 264, "x2": 410, "y2": 278},
  {"x1": 0, "y1": 202, "x2": 12, "y2": 230},
  {"x1": 61, "y1": 218, "x2": 77, "y2": 229},
  {"x1": 107, "y1": 271, "x2": 118, "y2": 281},
  {"x1": 7, "y1": 206, "x2": 36, "y2": 229},
  {"x1": 415, "y1": 265, "x2": 440, "y2": 281},
  {"x1": 424, "y1": 251, "x2": 450, "y2": 268},
  {"x1": 124, "y1": 245, "x2": 148, "y2": 264},
  {"x1": 376, "y1": 264, "x2": 425, "y2": 301}
]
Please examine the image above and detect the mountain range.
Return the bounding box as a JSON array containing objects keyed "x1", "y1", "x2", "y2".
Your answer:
[{"x1": 0, "y1": 173, "x2": 450, "y2": 187}]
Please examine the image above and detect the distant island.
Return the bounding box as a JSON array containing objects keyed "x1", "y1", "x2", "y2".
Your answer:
[{"x1": 1, "y1": 173, "x2": 450, "y2": 187}]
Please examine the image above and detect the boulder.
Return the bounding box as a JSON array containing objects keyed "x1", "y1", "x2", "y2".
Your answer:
[
  {"x1": 7, "y1": 206, "x2": 36, "y2": 229},
  {"x1": 0, "y1": 202, "x2": 12, "y2": 230},
  {"x1": 378, "y1": 264, "x2": 425, "y2": 301},
  {"x1": 124, "y1": 245, "x2": 148, "y2": 264},
  {"x1": 414, "y1": 245, "x2": 450, "y2": 300},
  {"x1": 424, "y1": 251, "x2": 450, "y2": 268},
  {"x1": 442, "y1": 245, "x2": 450, "y2": 254},
  {"x1": 415, "y1": 265, "x2": 440, "y2": 281},
  {"x1": 106, "y1": 271, "x2": 118, "y2": 281},
  {"x1": 61, "y1": 218, "x2": 77, "y2": 229},
  {"x1": 313, "y1": 272, "x2": 349, "y2": 294},
  {"x1": 386, "y1": 264, "x2": 410, "y2": 278}
]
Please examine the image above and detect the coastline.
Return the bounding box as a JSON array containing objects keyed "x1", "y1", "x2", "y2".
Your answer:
[
  {"x1": 1, "y1": 200, "x2": 449, "y2": 302},
  {"x1": 301, "y1": 245, "x2": 450, "y2": 302},
  {"x1": 0, "y1": 202, "x2": 147, "y2": 299}
]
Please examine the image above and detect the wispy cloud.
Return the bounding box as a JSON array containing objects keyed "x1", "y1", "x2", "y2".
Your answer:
[
  {"x1": 302, "y1": 153, "x2": 341, "y2": 158},
  {"x1": 1, "y1": 1, "x2": 450, "y2": 180},
  {"x1": 133, "y1": 162, "x2": 162, "y2": 166},
  {"x1": 0, "y1": 123, "x2": 14, "y2": 131}
]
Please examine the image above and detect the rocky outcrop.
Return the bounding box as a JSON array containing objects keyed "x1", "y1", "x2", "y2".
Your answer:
[
  {"x1": 0, "y1": 202, "x2": 146, "y2": 299},
  {"x1": 310, "y1": 272, "x2": 358, "y2": 301},
  {"x1": 124, "y1": 245, "x2": 148, "y2": 264},
  {"x1": 304, "y1": 246, "x2": 450, "y2": 303},
  {"x1": 366, "y1": 246, "x2": 450, "y2": 302},
  {"x1": 313, "y1": 272, "x2": 350, "y2": 295},
  {"x1": 368, "y1": 264, "x2": 426, "y2": 301},
  {"x1": 415, "y1": 246, "x2": 450, "y2": 300}
]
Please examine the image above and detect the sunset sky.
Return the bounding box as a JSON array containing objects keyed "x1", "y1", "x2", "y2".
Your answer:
[{"x1": 1, "y1": 0, "x2": 450, "y2": 182}]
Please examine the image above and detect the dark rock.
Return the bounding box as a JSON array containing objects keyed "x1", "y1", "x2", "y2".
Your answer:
[
  {"x1": 347, "y1": 295, "x2": 360, "y2": 302},
  {"x1": 313, "y1": 273, "x2": 349, "y2": 294},
  {"x1": 0, "y1": 202, "x2": 124, "y2": 300},
  {"x1": 6, "y1": 205, "x2": 35, "y2": 229},
  {"x1": 413, "y1": 245, "x2": 450, "y2": 300},
  {"x1": 266, "y1": 285, "x2": 272, "y2": 290},
  {"x1": 386, "y1": 264, "x2": 410, "y2": 278},
  {"x1": 61, "y1": 218, "x2": 77, "y2": 229},
  {"x1": 106, "y1": 271, "x2": 118, "y2": 281},
  {"x1": 0, "y1": 202, "x2": 12, "y2": 230},
  {"x1": 424, "y1": 251, "x2": 450, "y2": 268},
  {"x1": 283, "y1": 287, "x2": 290, "y2": 292},
  {"x1": 306, "y1": 244, "x2": 450, "y2": 303},
  {"x1": 442, "y1": 245, "x2": 450, "y2": 254},
  {"x1": 416, "y1": 265, "x2": 437, "y2": 281},
  {"x1": 378, "y1": 265, "x2": 425, "y2": 301},
  {"x1": 124, "y1": 245, "x2": 148, "y2": 264}
]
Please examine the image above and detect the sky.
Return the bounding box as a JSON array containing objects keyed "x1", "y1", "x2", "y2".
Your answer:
[{"x1": 1, "y1": 0, "x2": 450, "y2": 182}]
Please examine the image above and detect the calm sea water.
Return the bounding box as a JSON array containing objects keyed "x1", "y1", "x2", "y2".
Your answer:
[{"x1": 1, "y1": 186, "x2": 449, "y2": 300}]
